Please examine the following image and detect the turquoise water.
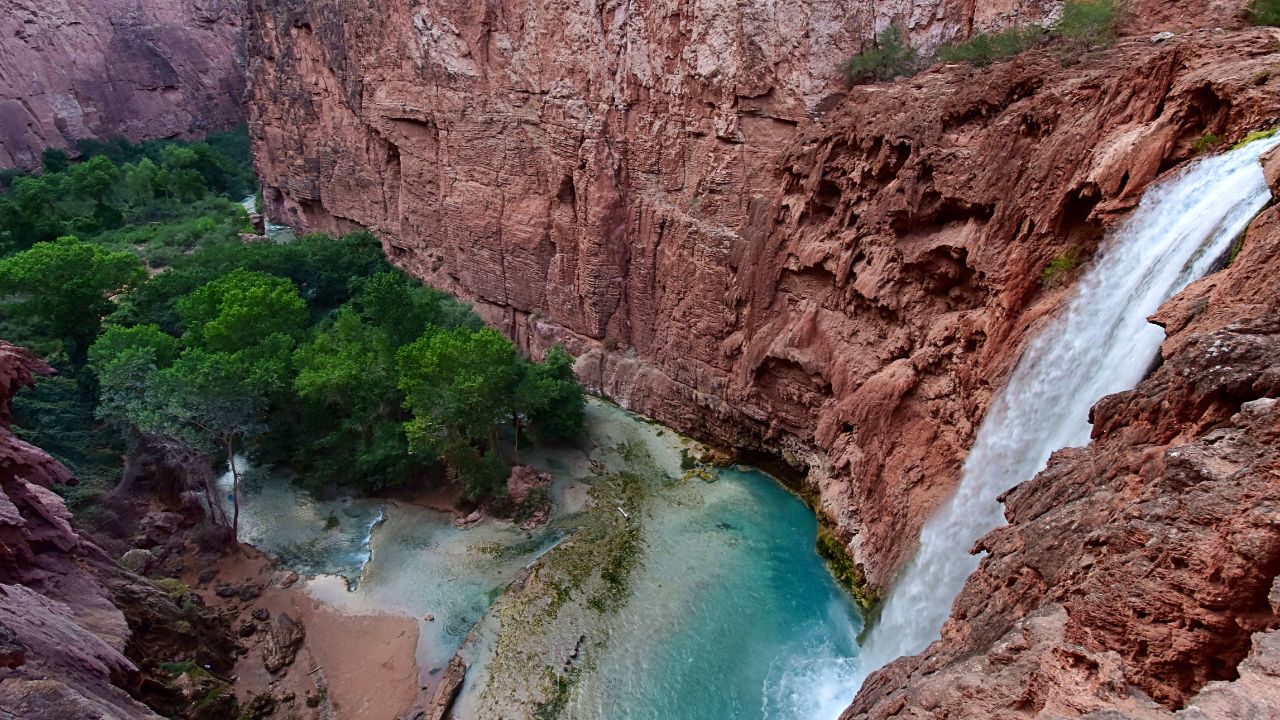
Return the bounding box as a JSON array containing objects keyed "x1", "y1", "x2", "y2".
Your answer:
[
  {"x1": 566, "y1": 467, "x2": 863, "y2": 720},
  {"x1": 222, "y1": 401, "x2": 862, "y2": 719}
]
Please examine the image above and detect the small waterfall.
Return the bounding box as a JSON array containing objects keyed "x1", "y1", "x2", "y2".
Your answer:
[{"x1": 843, "y1": 134, "x2": 1280, "y2": 698}]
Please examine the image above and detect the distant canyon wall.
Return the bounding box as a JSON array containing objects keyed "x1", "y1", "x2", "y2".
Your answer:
[
  {"x1": 246, "y1": 0, "x2": 1263, "y2": 595},
  {"x1": 0, "y1": 0, "x2": 246, "y2": 170}
]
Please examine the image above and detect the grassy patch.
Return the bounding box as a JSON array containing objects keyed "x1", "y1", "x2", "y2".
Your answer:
[
  {"x1": 1040, "y1": 246, "x2": 1082, "y2": 288},
  {"x1": 1227, "y1": 235, "x2": 1246, "y2": 266},
  {"x1": 842, "y1": 24, "x2": 918, "y2": 85},
  {"x1": 1193, "y1": 132, "x2": 1223, "y2": 154},
  {"x1": 1232, "y1": 128, "x2": 1279, "y2": 150},
  {"x1": 938, "y1": 26, "x2": 1045, "y2": 66},
  {"x1": 158, "y1": 660, "x2": 197, "y2": 676},
  {"x1": 533, "y1": 667, "x2": 579, "y2": 720},
  {"x1": 151, "y1": 577, "x2": 191, "y2": 598}
]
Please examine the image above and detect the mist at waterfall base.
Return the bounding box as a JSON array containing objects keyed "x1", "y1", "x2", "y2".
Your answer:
[{"x1": 841, "y1": 134, "x2": 1280, "y2": 697}]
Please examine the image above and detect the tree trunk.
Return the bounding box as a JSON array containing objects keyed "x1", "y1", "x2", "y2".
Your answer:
[
  {"x1": 512, "y1": 411, "x2": 521, "y2": 464},
  {"x1": 227, "y1": 438, "x2": 241, "y2": 538}
]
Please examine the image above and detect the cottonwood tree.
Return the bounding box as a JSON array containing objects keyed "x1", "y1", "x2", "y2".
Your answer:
[{"x1": 0, "y1": 236, "x2": 145, "y2": 363}]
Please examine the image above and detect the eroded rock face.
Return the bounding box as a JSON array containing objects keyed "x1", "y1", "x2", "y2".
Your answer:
[
  {"x1": 248, "y1": 0, "x2": 1275, "y2": 590},
  {"x1": 0, "y1": 343, "x2": 159, "y2": 718},
  {"x1": 0, "y1": 343, "x2": 240, "y2": 718},
  {"x1": 845, "y1": 187, "x2": 1280, "y2": 717},
  {"x1": 0, "y1": 0, "x2": 245, "y2": 170}
]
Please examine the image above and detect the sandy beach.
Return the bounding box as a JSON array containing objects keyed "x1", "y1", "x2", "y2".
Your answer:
[{"x1": 200, "y1": 546, "x2": 425, "y2": 719}]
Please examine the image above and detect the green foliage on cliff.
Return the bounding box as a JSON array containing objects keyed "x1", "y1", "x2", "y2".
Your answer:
[
  {"x1": 841, "y1": 24, "x2": 918, "y2": 85},
  {"x1": 1248, "y1": 0, "x2": 1280, "y2": 26},
  {"x1": 1040, "y1": 246, "x2": 1083, "y2": 288},
  {"x1": 1056, "y1": 0, "x2": 1119, "y2": 51},
  {"x1": 938, "y1": 26, "x2": 1046, "y2": 66}
]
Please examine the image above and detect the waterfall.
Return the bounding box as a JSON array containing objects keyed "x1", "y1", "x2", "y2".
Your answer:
[{"x1": 837, "y1": 133, "x2": 1280, "y2": 702}]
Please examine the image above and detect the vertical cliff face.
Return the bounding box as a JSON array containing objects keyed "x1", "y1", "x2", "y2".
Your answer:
[
  {"x1": 247, "y1": 0, "x2": 1270, "y2": 589},
  {"x1": 0, "y1": 0, "x2": 245, "y2": 170}
]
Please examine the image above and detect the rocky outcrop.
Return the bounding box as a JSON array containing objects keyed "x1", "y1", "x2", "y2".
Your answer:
[
  {"x1": 0, "y1": 0, "x2": 245, "y2": 170},
  {"x1": 0, "y1": 343, "x2": 159, "y2": 717},
  {"x1": 845, "y1": 164, "x2": 1280, "y2": 716},
  {"x1": 248, "y1": 0, "x2": 1276, "y2": 590},
  {"x1": 0, "y1": 343, "x2": 240, "y2": 718}
]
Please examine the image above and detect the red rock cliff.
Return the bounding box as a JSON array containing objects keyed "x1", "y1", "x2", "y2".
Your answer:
[
  {"x1": 0, "y1": 0, "x2": 246, "y2": 170},
  {"x1": 248, "y1": 0, "x2": 1271, "y2": 592}
]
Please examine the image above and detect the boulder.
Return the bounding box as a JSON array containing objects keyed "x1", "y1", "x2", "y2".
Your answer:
[
  {"x1": 118, "y1": 548, "x2": 155, "y2": 574},
  {"x1": 262, "y1": 613, "x2": 304, "y2": 673},
  {"x1": 505, "y1": 465, "x2": 550, "y2": 506}
]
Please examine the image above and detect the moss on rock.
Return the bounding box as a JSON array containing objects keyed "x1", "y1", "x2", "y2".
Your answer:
[{"x1": 815, "y1": 524, "x2": 883, "y2": 614}]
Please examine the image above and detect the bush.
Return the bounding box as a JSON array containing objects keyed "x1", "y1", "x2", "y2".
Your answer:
[
  {"x1": 1056, "y1": 0, "x2": 1119, "y2": 51},
  {"x1": 938, "y1": 26, "x2": 1045, "y2": 66},
  {"x1": 1248, "y1": 0, "x2": 1280, "y2": 25},
  {"x1": 842, "y1": 24, "x2": 918, "y2": 85},
  {"x1": 1193, "y1": 132, "x2": 1222, "y2": 154},
  {"x1": 1040, "y1": 246, "x2": 1082, "y2": 288}
]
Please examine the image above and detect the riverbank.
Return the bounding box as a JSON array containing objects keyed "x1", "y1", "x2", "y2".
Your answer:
[{"x1": 197, "y1": 545, "x2": 424, "y2": 719}]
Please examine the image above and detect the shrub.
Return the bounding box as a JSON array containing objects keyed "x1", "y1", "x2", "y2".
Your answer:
[
  {"x1": 514, "y1": 486, "x2": 552, "y2": 524},
  {"x1": 1248, "y1": 0, "x2": 1280, "y2": 25},
  {"x1": 842, "y1": 24, "x2": 918, "y2": 85},
  {"x1": 1040, "y1": 246, "x2": 1082, "y2": 288},
  {"x1": 1056, "y1": 0, "x2": 1119, "y2": 51},
  {"x1": 1193, "y1": 132, "x2": 1222, "y2": 154},
  {"x1": 41, "y1": 148, "x2": 71, "y2": 174},
  {"x1": 938, "y1": 26, "x2": 1045, "y2": 66}
]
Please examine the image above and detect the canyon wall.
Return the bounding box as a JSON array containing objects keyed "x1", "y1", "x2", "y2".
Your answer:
[
  {"x1": 0, "y1": 0, "x2": 245, "y2": 170},
  {"x1": 248, "y1": 0, "x2": 1267, "y2": 591}
]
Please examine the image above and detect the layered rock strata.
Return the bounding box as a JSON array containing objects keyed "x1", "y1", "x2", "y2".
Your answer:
[
  {"x1": 248, "y1": 0, "x2": 1276, "y2": 591},
  {"x1": 0, "y1": 0, "x2": 245, "y2": 170}
]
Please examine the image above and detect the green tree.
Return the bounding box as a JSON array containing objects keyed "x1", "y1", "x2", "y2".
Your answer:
[
  {"x1": 841, "y1": 24, "x2": 918, "y2": 85},
  {"x1": 293, "y1": 309, "x2": 421, "y2": 491},
  {"x1": 41, "y1": 148, "x2": 70, "y2": 173},
  {"x1": 354, "y1": 271, "x2": 481, "y2": 346},
  {"x1": 178, "y1": 268, "x2": 307, "y2": 354},
  {"x1": 0, "y1": 236, "x2": 146, "y2": 362},
  {"x1": 1249, "y1": 0, "x2": 1280, "y2": 25},
  {"x1": 88, "y1": 324, "x2": 181, "y2": 370},
  {"x1": 518, "y1": 346, "x2": 585, "y2": 445},
  {"x1": 8, "y1": 176, "x2": 65, "y2": 246},
  {"x1": 398, "y1": 327, "x2": 520, "y2": 452},
  {"x1": 120, "y1": 158, "x2": 161, "y2": 207}
]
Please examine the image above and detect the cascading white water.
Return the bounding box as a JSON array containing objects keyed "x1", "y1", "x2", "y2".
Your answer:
[{"x1": 822, "y1": 133, "x2": 1280, "y2": 706}]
